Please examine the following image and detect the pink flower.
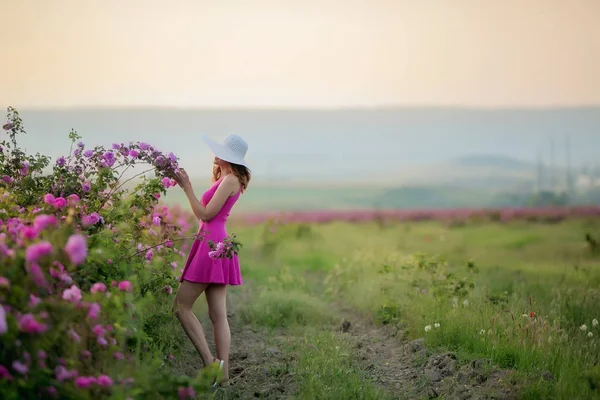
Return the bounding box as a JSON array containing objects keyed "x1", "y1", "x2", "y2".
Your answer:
[
  {"x1": 64, "y1": 234, "x2": 87, "y2": 265},
  {"x1": 18, "y1": 313, "x2": 48, "y2": 334},
  {"x1": 81, "y1": 212, "x2": 101, "y2": 227},
  {"x1": 67, "y1": 194, "x2": 80, "y2": 205},
  {"x1": 0, "y1": 364, "x2": 13, "y2": 380},
  {"x1": 90, "y1": 283, "x2": 107, "y2": 293},
  {"x1": 43, "y1": 193, "x2": 56, "y2": 205},
  {"x1": 97, "y1": 336, "x2": 108, "y2": 346},
  {"x1": 53, "y1": 197, "x2": 67, "y2": 209},
  {"x1": 118, "y1": 281, "x2": 133, "y2": 293},
  {"x1": 62, "y1": 285, "x2": 82, "y2": 303},
  {"x1": 21, "y1": 226, "x2": 39, "y2": 240},
  {"x1": 163, "y1": 285, "x2": 173, "y2": 295},
  {"x1": 27, "y1": 263, "x2": 48, "y2": 288},
  {"x1": 96, "y1": 375, "x2": 113, "y2": 388},
  {"x1": 145, "y1": 249, "x2": 153, "y2": 261},
  {"x1": 55, "y1": 365, "x2": 77, "y2": 382},
  {"x1": 75, "y1": 376, "x2": 96, "y2": 389},
  {"x1": 170, "y1": 261, "x2": 177, "y2": 269},
  {"x1": 92, "y1": 324, "x2": 105, "y2": 336},
  {"x1": 0, "y1": 305, "x2": 7, "y2": 335},
  {"x1": 113, "y1": 352, "x2": 125, "y2": 360},
  {"x1": 33, "y1": 214, "x2": 57, "y2": 231},
  {"x1": 88, "y1": 303, "x2": 101, "y2": 320},
  {"x1": 178, "y1": 386, "x2": 196, "y2": 400},
  {"x1": 161, "y1": 177, "x2": 172, "y2": 189},
  {"x1": 28, "y1": 294, "x2": 42, "y2": 307},
  {"x1": 0, "y1": 276, "x2": 9, "y2": 288},
  {"x1": 152, "y1": 216, "x2": 161, "y2": 226},
  {"x1": 68, "y1": 329, "x2": 81, "y2": 343},
  {"x1": 128, "y1": 149, "x2": 139, "y2": 158},
  {"x1": 12, "y1": 361, "x2": 28, "y2": 375},
  {"x1": 25, "y1": 241, "x2": 53, "y2": 263}
]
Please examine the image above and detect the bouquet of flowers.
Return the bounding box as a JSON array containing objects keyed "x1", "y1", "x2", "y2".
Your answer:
[{"x1": 207, "y1": 234, "x2": 243, "y2": 259}]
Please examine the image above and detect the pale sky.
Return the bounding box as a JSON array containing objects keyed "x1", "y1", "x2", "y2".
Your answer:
[{"x1": 1, "y1": 0, "x2": 599, "y2": 108}]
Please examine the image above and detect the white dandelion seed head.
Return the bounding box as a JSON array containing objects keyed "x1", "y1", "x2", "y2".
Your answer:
[
  {"x1": 588, "y1": 332, "x2": 593, "y2": 338},
  {"x1": 593, "y1": 319, "x2": 598, "y2": 327},
  {"x1": 480, "y1": 329, "x2": 486, "y2": 335},
  {"x1": 462, "y1": 299, "x2": 469, "y2": 307},
  {"x1": 424, "y1": 325, "x2": 432, "y2": 332},
  {"x1": 434, "y1": 323, "x2": 440, "y2": 329},
  {"x1": 581, "y1": 324, "x2": 588, "y2": 331}
]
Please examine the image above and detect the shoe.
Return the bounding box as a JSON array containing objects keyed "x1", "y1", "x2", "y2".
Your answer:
[{"x1": 212, "y1": 359, "x2": 225, "y2": 388}]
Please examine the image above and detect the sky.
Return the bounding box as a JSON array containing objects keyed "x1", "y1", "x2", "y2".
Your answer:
[{"x1": 1, "y1": 0, "x2": 599, "y2": 109}]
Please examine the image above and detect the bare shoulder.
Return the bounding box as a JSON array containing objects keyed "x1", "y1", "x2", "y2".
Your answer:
[{"x1": 221, "y1": 174, "x2": 241, "y2": 195}]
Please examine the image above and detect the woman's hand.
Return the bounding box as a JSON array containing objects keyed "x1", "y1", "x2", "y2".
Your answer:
[{"x1": 174, "y1": 168, "x2": 192, "y2": 190}]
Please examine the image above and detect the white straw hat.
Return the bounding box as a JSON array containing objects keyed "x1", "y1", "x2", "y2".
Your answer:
[{"x1": 202, "y1": 134, "x2": 250, "y2": 171}]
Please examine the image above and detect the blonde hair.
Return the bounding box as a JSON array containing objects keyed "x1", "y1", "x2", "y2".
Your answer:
[{"x1": 212, "y1": 162, "x2": 251, "y2": 193}]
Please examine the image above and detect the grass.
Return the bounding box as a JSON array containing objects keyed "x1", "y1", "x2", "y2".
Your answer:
[{"x1": 223, "y1": 217, "x2": 600, "y2": 399}]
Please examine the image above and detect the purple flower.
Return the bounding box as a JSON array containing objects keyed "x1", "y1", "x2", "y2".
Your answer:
[
  {"x1": 90, "y1": 282, "x2": 107, "y2": 293},
  {"x1": 62, "y1": 285, "x2": 82, "y2": 303},
  {"x1": 168, "y1": 152, "x2": 177, "y2": 162},
  {"x1": 0, "y1": 305, "x2": 7, "y2": 335},
  {"x1": 1, "y1": 175, "x2": 12, "y2": 184},
  {"x1": 26, "y1": 263, "x2": 47, "y2": 288},
  {"x1": 18, "y1": 313, "x2": 48, "y2": 334},
  {"x1": 64, "y1": 234, "x2": 88, "y2": 265},
  {"x1": 145, "y1": 249, "x2": 153, "y2": 261},
  {"x1": 77, "y1": 141, "x2": 85, "y2": 148},
  {"x1": 139, "y1": 142, "x2": 150, "y2": 150},
  {"x1": 25, "y1": 241, "x2": 53, "y2": 263},
  {"x1": 68, "y1": 328, "x2": 81, "y2": 342},
  {"x1": 81, "y1": 212, "x2": 100, "y2": 227},
  {"x1": 33, "y1": 214, "x2": 58, "y2": 231},
  {"x1": 75, "y1": 376, "x2": 96, "y2": 389},
  {"x1": 128, "y1": 149, "x2": 139, "y2": 158},
  {"x1": 118, "y1": 281, "x2": 134, "y2": 292},
  {"x1": 112, "y1": 143, "x2": 120, "y2": 150},
  {"x1": 83, "y1": 150, "x2": 94, "y2": 158},
  {"x1": 53, "y1": 197, "x2": 67, "y2": 209},
  {"x1": 81, "y1": 181, "x2": 91, "y2": 192},
  {"x1": 56, "y1": 157, "x2": 66, "y2": 167},
  {"x1": 97, "y1": 375, "x2": 113, "y2": 388},
  {"x1": 28, "y1": 294, "x2": 42, "y2": 307},
  {"x1": 103, "y1": 151, "x2": 115, "y2": 160},
  {"x1": 43, "y1": 193, "x2": 56, "y2": 205},
  {"x1": 88, "y1": 302, "x2": 101, "y2": 320},
  {"x1": 2, "y1": 122, "x2": 14, "y2": 131},
  {"x1": 20, "y1": 162, "x2": 29, "y2": 176},
  {"x1": 12, "y1": 361, "x2": 28, "y2": 375}
]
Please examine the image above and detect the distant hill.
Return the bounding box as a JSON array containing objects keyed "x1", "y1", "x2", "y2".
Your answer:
[
  {"x1": 450, "y1": 154, "x2": 533, "y2": 170},
  {"x1": 9, "y1": 106, "x2": 600, "y2": 189}
]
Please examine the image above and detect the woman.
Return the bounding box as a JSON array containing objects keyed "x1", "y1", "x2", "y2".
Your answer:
[{"x1": 172, "y1": 134, "x2": 251, "y2": 387}]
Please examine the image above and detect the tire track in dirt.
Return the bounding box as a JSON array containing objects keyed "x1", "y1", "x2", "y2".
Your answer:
[{"x1": 335, "y1": 305, "x2": 519, "y2": 400}]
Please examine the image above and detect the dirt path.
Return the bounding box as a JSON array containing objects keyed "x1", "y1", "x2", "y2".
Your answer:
[
  {"x1": 335, "y1": 305, "x2": 518, "y2": 400},
  {"x1": 172, "y1": 290, "x2": 518, "y2": 400}
]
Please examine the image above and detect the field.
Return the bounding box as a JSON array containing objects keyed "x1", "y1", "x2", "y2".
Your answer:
[
  {"x1": 171, "y1": 215, "x2": 600, "y2": 399},
  {"x1": 2, "y1": 109, "x2": 600, "y2": 399}
]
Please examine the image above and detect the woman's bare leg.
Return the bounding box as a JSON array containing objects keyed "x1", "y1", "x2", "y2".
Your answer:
[
  {"x1": 173, "y1": 280, "x2": 214, "y2": 366},
  {"x1": 205, "y1": 284, "x2": 230, "y2": 382}
]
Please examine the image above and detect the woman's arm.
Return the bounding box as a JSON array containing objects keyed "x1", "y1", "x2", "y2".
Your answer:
[{"x1": 180, "y1": 175, "x2": 238, "y2": 222}]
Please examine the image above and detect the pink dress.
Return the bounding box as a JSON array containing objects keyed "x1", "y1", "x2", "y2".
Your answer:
[{"x1": 179, "y1": 178, "x2": 243, "y2": 286}]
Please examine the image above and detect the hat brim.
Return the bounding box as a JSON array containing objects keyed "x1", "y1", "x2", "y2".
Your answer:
[{"x1": 202, "y1": 135, "x2": 251, "y2": 171}]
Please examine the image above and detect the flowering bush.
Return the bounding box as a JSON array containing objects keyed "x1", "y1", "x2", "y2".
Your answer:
[{"x1": 0, "y1": 107, "x2": 218, "y2": 398}]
